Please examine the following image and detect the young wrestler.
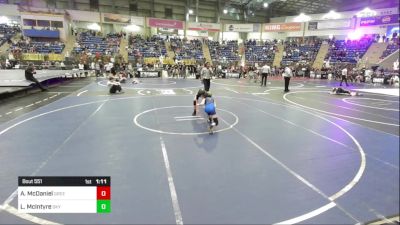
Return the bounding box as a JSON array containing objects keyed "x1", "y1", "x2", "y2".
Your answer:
[
  {"x1": 107, "y1": 77, "x2": 123, "y2": 94},
  {"x1": 330, "y1": 87, "x2": 361, "y2": 96},
  {"x1": 196, "y1": 91, "x2": 219, "y2": 128},
  {"x1": 192, "y1": 89, "x2": 206, "y2": 116}
]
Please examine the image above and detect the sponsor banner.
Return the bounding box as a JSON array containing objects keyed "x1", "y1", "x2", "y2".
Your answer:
[
  {"x1": 66, "y1": 10, "x2": 100, "y2": 22},
  {"x1": 148, "y1": 18, "x2": 184, "y2": 29},
  {"x1": 188, "y1": 22, "x2": 220, "y2": 31},
  {"x1": 225, "y1": 24, "x2": 260, "y2": 32},
  {"x1": 226, "y1": 72, "x2": 240, "y2": 78},
  {"x1": 308, "y1": 22, "x2": 318, "y2": 30},
  {"x1": 130, "y1": 16, "x2": 145, "y2": 26},
  {"x1": 264, "y1": 22, "x2": 301, "y2": 32},
  {"x1": 18, "y1": 5, "x2": 64, "y2": 15},
  {"x1": 360, "y1": 14, "x2": 399, "y2": 26},
  {"x1": 158, "y1": 28, "x2": 178, "y2": 34},
  {"x1": 375, "y1": 7, "x2": 399, "y2": 16},
  {"x1": 317, "y1": 19, "x2": 352, "y2": 30},
  {"x1": 187, "y1": 30, "x2": 209, "y2": 37},
  {"x1": 139, "y1": 71, "x2": 160, "y2": 78},
  {"x1": 102, "y1": 13, "x2": 144, "y2": 26}
]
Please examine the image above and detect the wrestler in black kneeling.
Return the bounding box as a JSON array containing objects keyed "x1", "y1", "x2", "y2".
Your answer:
[{"x1": 107, "y1": 77, "x2": 123, "y2": 94}]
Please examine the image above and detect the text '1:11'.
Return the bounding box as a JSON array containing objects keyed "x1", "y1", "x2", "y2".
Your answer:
[{"x1": 96, "y1": 179, "x2": 107, "y2": 185}]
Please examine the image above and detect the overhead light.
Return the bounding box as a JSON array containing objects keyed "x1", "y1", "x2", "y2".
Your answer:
[
  {"x1": 124, "y1": 24, "x2": 141, "y2": 32},
  {"x1": 322, "y1": 10, "x2": 341, "y2": 20},
  {"x1": 0, "y1": 16, "x2": 10, "y2": 24},
  {"x1": 356, "y1": 7, "x2": 377, "y2": 17},
  {"x1": 348, "y1": 29, "x2": 363, "y2": 40},
  {"x1": 87, "y1": 23, "x2": 101, "y2": 31},
  {"x1": 223, "y1": 9, "x2": 228, "y2": 14},
  {"x1": 294, "y1": 13, "x2": 311, "y2": 22},
  {"x1": 263, "y1": 2, "x2": 269, "y2": 8},
  {"x1": 188, "y1": 9, "x2": 193, "y2": 14}
]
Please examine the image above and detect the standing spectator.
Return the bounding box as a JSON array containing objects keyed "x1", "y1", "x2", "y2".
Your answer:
[
  {"x1": 25, "y1": 63, "x2": 47, "y2": 91},
  {"x1": 283, "y1": 65, "x2": 292, "y2": 92},
  {"x1": 260, "y1": 63, "x2": 271, "y2": 87},
  {"x1": 60, "y1": 61, "x2": 66, "y2": 70},
  {"x1": 340, "y1": 66, "x2": 349, "y2": 86},
  {"x1": 201, "y1": 62, "x2": 212, "y2": 91}
]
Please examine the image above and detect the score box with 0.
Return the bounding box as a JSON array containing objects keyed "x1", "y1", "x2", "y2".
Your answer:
[{"x1": 18, "y1": 176, "x2": 111, "y2": 213}]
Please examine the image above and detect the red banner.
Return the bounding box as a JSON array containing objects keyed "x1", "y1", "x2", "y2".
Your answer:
[
  {"x1": 264, "y1": 22, "x2": 302, "y2": 32},
  {"x1": 148, "y1": 18, "x2": 184, "y2": 29}
]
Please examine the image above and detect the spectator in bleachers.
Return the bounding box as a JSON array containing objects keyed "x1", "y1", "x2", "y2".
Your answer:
[
  {"x1": 245, "y1": 39, "x2": 277, "y2": 64},
  {"x1": 326, "y1": 35, "x2": 373, "y2": 65},
  {"x1": 380, "y1": 38, "x2": 399, "y2": 59},
  {"x1": 208, "y1": 40, "x2": 240, "y2": 63}
]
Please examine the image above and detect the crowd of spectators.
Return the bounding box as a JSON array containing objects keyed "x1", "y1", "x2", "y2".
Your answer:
[
  {"x1": 245, "y1": 39, "x2": 277, "y2": 63},
  {"x1": 281, "y1": 38, "x2": 321, "y2": 66},
  {"x1": 10, "y1": 38, "x2": 65, "y2": 54},
  {"x1": 380, "y1": 37, "x2": 399, "y2": 59},
  {"x1": 207, "y1": 40, "x2": 240, "y2": 62},
  {"x1": 128, "y1": 35, "x2": 167, "y2": 58},
  {"x1": 170, "y1": 38, "x2": 204, "y2": 61},
  {"x1": 325, "y1": 35, "x2": 374, "y2": 64},
  {"x1": 0, "y1": 24, "x2": 20, "y2": 46},
  {"x1": 73, "y1": 31, "x2": 121, "y2": 55}
]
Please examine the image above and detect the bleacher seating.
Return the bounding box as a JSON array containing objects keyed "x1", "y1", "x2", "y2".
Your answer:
[
  {"x1": 10, "y1": 40, "x2": 65, "y2": 54},
  {"x1": 381, "y1": 41, "x2": 400, "y2": 59},
  {"x1": 326, "y1": 36, "x2": 373, "y2": 64},
  {"x1": 281, "y1": 39, "x2": 321, "y2": 66},
  {"x1": 245, "y1": 39, "x2": 277, "y2": 63},
  {"x1": 172, "y1": 38, "x2": 204, "y2": 60},
  {"x1": 208, "y1": 40, "x2": 240, "y2": 62},
  {"x1": 74, "y1": 32, "x2": 120, "y2": 55},
  {"x1": 128, "y1": 35, "x2": 166, "y2": 58}
]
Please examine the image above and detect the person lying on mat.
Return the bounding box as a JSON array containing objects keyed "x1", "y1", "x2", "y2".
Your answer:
[{"x1": 330, "y1": 87, "x2": 361, "y2": 96}]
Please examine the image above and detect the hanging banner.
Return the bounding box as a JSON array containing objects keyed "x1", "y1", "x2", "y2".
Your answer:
[
  {"x1": 66, "y1": 10, "x2": 100, "y2": 22},
  {"x1": 187, "y1": 30, "x2": 209, "y2": 37},
  {"x1": 264, "y1": 22, "x2": 301, "y2": 32},
  {"x1": 317, "y1": 19, "x2": 352, "y2": 30},
  {"x1": 360, "y1": 14, "x2": 399, "y2": 26},
  {"x1": 102, "y1": 13, "x2": 144, "y2": 26},
  {"x1": 308, "y1": 22, "x2": 318, "y2": 30},
  {"x1": 148, "y1": 18, "x2": 184, "y2": 29},
  {"x1": 225, "y1": 24, "x2": 260, "y2": 32},
  {"x1": 188, "y1": 22, "x2": 220, "y2": 31}
]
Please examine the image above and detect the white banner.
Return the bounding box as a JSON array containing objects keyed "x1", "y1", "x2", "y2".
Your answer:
[
  {"x1": 225, "y1": 24, "x2": 260, "y2": 32},
  {"x1": 188, "y1": 22, "x2": 220, "y2": 31},
  {"x1": 102, "y1": 13, "x2": 144, "y2": 26},
  {"x1": 130, "y1": 16, "x2": 145, "y2": 26},
  {"x1": 66, "y1": 10, "x2": 100, "y2": 22},
  {"x1": 187, "y1": 30, "x2": 209, "y2": 37},
  {"x1": 317, "y1": 19, "x2": 352, "y2": 30}
]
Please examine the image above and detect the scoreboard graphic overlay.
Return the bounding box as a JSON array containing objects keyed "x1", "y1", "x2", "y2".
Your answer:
[{"x1": 18, "y1": 176, "x2": 111, "y2": 213}]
